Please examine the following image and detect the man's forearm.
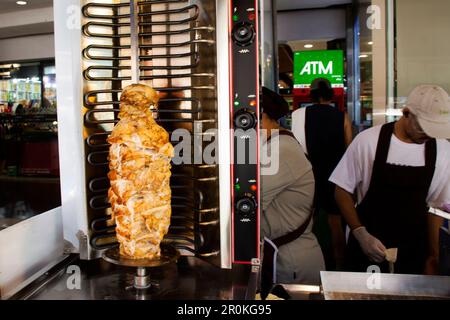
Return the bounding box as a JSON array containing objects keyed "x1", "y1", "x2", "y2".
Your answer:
[
  {"x1": 427, "y1": 213, "x2": 443, "y2": 258},
  {"x1": 424, "y1": 213, "x2": 443, "y2": 275},
  {"x1": 335, "y1": 186, "x2": 361, "y2": 231}
]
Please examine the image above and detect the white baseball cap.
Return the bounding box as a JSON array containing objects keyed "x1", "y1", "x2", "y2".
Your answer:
[{"x1": 406, "y1": 85, "x2": 450, "y2": 139}]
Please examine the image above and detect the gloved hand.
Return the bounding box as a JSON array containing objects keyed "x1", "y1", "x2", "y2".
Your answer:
[{"x1": 353, "y1": 227, "x2": 386, "y2": 263}]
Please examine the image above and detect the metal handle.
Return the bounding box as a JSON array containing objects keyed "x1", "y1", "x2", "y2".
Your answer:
[
  {"x1": 87, "y1": 132, "x2": 111, "y2": 148},
  {"x1": 82, "y1": 2, "x2": 130, "y2": 20},
  {"x1": 91, "y1": 216, "x2": 115, "y2": 233},
  {"x1": 139, "y1": 26, "x2": 214, "y2": 37},
  {"x1": 139, "y1": 51, "x2": 198, "y2": 61},
  {"x1": 89, "y1": 195, "x2": 110, "y2": 210},
  {"x1": 83, "y1": 66, "x2": 131, "y2": 81},
  {"x1": 140, "y1": 59, "x2": 200, "y2": 70},
  {"x1": 82, "y1": 21, "x2": 130, "y2": 38},
  {"x1": 140, "y1": 72, "x2": 215, "y2": 80},
  {"x1": 138, "y1": 4, "x2": 198, "y2": 17},
  {"x1": 88, "y1": 176, "x2": 110, "y2": 193},
  {"x1": 87, "y1": 150, "x2": 110, "y2": 166},
  {"x1": 153, "y1": 85, "x2": 215, "y2": 92},
  {"x1": 90, "y1": 234, "x2": 118, "y2": 250},
  {"x1": 83, "y1": 44, "x2": 130, "y2": 61},
  {"x1": 139, "y1": 39, "x2": 214, "y2": 49},
  {"x1": 84, "y1": 89, "x2": 122, "y2": 107},
  {"x1": 138, "y1": 0, "x2": 190, "y2": 4}
]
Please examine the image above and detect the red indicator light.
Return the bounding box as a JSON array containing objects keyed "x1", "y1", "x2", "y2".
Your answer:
[
  {"x1": 249, "y1": 100, "x2": 256, "y2": 107},
  {"x1": 250, "y1": 185, "x2": 257, "y2": 191},
  {"x1": 248, "y1": 12, "x2": 255, "y2": 21}
]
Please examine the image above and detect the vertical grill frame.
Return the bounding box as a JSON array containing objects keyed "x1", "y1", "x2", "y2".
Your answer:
[{"x1": 81, "y1": 0, "x2": 220, "y2": 261}]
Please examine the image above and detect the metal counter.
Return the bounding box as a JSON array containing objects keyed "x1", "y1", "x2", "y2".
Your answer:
[
  {"x1": 320, "y1": 271, "x2": 450, "y2": 300},
  {"x1": 280, "y1": 272, "x2": 450, "y2": 300},
  {"x1": 11, "y1": 255, "x2": 256, "y2": 300}
]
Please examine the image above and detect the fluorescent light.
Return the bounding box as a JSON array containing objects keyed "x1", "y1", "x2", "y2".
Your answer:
[
  {"x1": 304, "y1": 44, "x2": 314, "y2": 49},
  {"x1": 368, "y1": 41, "x2": 373, "y2": 45},
  {"x1": 385, "y1": 108, "x2": 403, "y2": 117},
  {"x1": 359, "y1": 54, "x2": 369, "y2": 58},
  {"x1": 0, "y1": 63, "x2": 20, "y2": 69},
  {"x1": 16, "y1": 1, "x2": 27, "y2": 5}
]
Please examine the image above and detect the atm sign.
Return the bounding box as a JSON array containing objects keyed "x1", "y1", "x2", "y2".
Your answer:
[{"x1": 293, "y1": 50, "x2": 344, "y2": 88}]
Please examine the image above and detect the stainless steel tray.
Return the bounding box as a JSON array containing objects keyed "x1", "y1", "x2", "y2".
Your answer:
[{"x1": 320, "y1": 271, "x2": 450, "y2": 300}]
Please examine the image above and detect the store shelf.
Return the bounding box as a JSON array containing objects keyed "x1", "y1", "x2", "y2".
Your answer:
[
  {"x1": 0, "y1": 175, "x2": 60, "y2": 183},
  {"x1": 0, "y1": 113, "x2": 57, "y2": 123}
]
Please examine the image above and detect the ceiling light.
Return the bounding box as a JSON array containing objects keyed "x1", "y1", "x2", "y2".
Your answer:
[
  {"x1": 368, "y1": 41, "x2": 373, "y2": 45},
  {"x1": 16, "y1": 1, "x2": 27, "y2": 5},
  {"x1": 359, "y1": 54, "x2": 369, "y2": 58},
  {"x1": 304, "y1": 44, "x2": 314, "y2": 49},
  {"x1": 0, "y1": 64, "x2": 20, "y2": 69}
]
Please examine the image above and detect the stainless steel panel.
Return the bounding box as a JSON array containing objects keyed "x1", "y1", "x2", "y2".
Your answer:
[
  {"x1": 215, "y1": 0, "x2": 232, "y2": 269},
  {"x1": 321, "y1": 271, "x2": 450, "y2": 300},
  {"x1": 0, "y1": 208, "x2": 65, "y2": 299}
]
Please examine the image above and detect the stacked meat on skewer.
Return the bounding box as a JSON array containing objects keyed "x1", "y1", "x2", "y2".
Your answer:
[{"x1": 107, "y1": 84, "x2": 174, "y2": 259}]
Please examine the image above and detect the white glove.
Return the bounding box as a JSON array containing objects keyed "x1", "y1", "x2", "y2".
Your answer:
[{"x1": 353, "y1": 227, "x2": 386, "y2": 263}]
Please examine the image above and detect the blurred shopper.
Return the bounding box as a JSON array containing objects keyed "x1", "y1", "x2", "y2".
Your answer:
[
  {"x1": 330, "y1": 85, "x2": 450, "y2": 275},
  {"x1": 260, "y1": 87, "x2": 324, "y2": 299},
  {"x1": 291, "y1": 78, "x2": 352, "y2": 270}
]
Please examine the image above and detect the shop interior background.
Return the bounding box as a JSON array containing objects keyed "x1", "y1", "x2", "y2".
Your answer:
[{"x1": 0, "y1": 0, "x2": 58, "y2": 231}]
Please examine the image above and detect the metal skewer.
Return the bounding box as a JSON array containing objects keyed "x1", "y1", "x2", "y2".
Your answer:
[{"x1": 130, "y1": 0, "x2": 140, "y2": 84}]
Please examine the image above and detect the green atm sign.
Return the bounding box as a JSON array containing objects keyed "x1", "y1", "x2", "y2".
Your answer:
[{"x1": 293, "y1": 50, "x2": 344, "y2": 88}]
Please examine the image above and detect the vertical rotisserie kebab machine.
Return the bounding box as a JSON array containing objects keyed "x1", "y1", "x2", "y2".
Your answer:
[{"x1": 56, "y1": 0, "x2": 261, "y2": 278}]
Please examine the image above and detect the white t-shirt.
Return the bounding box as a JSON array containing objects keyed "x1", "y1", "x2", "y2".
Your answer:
[
  {"x1": 291, "y1": 107, "x2": 308, "y2": 155},
  {"x1": 329, "y1": 124, "x2": 450, "y2": 208}
]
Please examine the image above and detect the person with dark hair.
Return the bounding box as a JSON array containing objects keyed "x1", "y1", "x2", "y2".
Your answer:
[
  {"x1": 260, "y1": 87, "x2": 324, "y2": 298},
  {"x1": 14, "y1": 104, "x2": 24, "y2": 115},
  {"x1": 291, "y1": 78, "x2": 352, "y2": 271}
]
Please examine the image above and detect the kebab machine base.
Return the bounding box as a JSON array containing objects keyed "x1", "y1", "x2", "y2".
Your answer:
[
  {"x1": 102, "y1": 244, "x2": 180, "y2": 290},
  {"x1": 10, "y1": 253, "x2": 256, "y2": 300}
]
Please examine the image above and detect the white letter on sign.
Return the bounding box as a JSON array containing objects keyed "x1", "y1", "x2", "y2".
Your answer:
[
  {"x1": 319, "y1": 61, "x2": 333, "y2": 75},
  {"x1": 300, "y1": 62, "x2": 311, "y2": 75}
]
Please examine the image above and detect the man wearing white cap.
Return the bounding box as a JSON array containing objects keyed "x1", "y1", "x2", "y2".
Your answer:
[{"x1": 329, "y1": 85, "x2": 450, "y2": 274}]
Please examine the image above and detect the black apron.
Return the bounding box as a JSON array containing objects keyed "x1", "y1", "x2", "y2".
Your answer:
[
  {"x1": 260, "y1": 130, "x2": 313, "y2": 299},
  {"x1": 305, "y1": 104, "x2": 346, "y2": 213},
  {"x1": 345, "y1": 122, "x2": 436, "y2": 274}
]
